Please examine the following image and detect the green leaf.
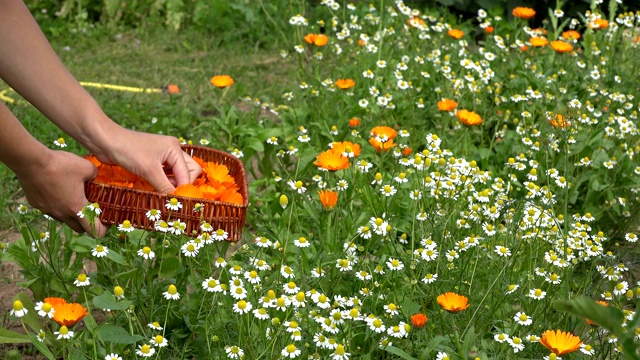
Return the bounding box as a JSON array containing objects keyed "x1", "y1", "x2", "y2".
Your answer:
[
  {"x1": 96, "y1": 324, "x2": 144, "y2": 345},
  {"x1": 68, "y1": 236, "x2": 95, "y2": 253},
  {"x1": 92, "y1": 292, "x2": 132, "y2": 311},
  {"x1": 383, "y1": 345, "x2": 417, "y2": 360},
  {"x1": 159, "y1": 257, "x2": 181, "y2": 277},
  {"x1": 554, "y1": 296, "x2": 624, "y2": 334},
  {"x1": 0, "y1": 327, "x2": 30, "y2": 344},
  {"x1": 106, "y1": 250, "x2": 126, "y2": 265},
  {"x1": 245, "y1": 137, "x2": 264, "y2": 153}
]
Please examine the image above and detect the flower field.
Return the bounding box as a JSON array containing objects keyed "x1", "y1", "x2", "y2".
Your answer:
[{"x1": 3, "y1": 0, "x2": 640, "y2": 359}]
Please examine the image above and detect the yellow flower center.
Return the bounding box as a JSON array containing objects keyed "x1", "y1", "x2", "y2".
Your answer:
[
  {"x1": 96, "y1": 245, "x2": 104, "y2": 252},
  {"x1": 238, "y1": 300, "x2": 247, "y2": 309},
  {"x1": 187, "y1": 244, "x2": 195, "y2": 252},
  {"x1": 388, "y1": 303, "x2": 397, "y2": 311},
  {"x1": 114, "y1": 286, "x2": 124, "y2": 297},
  {"x1": 140, "y1": 344, "x2": 151, "y2": 354},
  {"x1": 12, "y1": 300, "x2": 23, "y2": 311},
  {"x1": 122, "y1": 220, "x2": 131, "y2": 228},
  {"x1": 59, "y1": 326, "x2": 69, "y2": 335},
  {"x1": 169, "y1": 198, "x2": 178, "y2": 206},
  {"x1": 286, "y1": 344, "x2": 297, "y2": 353},
  {"x1": 336, "y1": 345, "x2": 345, "y2": 355},
  {"x1": 168, "y1": 285, "x2": 177, "y2": 295},
  {"x1": 519, "y1": 314, "x2": 528, "y2": 321},
  {"x1": 143, "y1": 247, "x2": 151, "y2": 255},
  {"x1": 373, "y1": 319, "x2": 382, "y2": 328},
  {"x1": 216, "y1": 229, "x2": 225, "y2": 236},
  {"x1": 155, "y1": 335, "x2": 164, "y2": 343},
  {"x1": 77, "y1": 274, "x2": 87, "y2": 282},
  {"x1": 295, "y1": 181, "x2": 303, "y2": 189}
]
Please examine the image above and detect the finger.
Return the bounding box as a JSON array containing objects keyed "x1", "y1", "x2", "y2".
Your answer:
[
  {"x1": 145, "y1": 163, "x2": 176, "y2": 194},
  {"x1": 183, "y1": 152, "x2": 203, "y2": 183},
  {"x1": 166, "y1": 148, "x2": 190, "y2": 187}
]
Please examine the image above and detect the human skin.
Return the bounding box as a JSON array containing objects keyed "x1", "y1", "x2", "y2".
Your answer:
[{"x1": 0, "y1": 0, "x2": 201, "y2": 236}]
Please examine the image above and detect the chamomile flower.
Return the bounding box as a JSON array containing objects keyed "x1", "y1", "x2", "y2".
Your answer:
[
  {"x1": 105, "y1": 353, "x2": 122, "y2": 360},
  {"x1": 11, "y1": 300, "x2": 28, "y2": 318},
  {"x1": 386, "y1": 258, "x2": 404, "y2": 271},
  {"x1": 494, "y1": 246, "x2": 511, "y2": 257},
  {"x1": 150, "y1": 334, "x2": 168, "y2": 347},
  {"x1": 281, "y1": 344, "x2": 301, "y2": 358},
  {"x1": 92, "y1": 245, "x2": 109, "y2": 258},
  {"x1": 54, "y1": 137, "x2": 68, "y2": 147},
  {"x1": 288, "y1": 180, "x2": 307, "y2": 194},
  {"x1": 165, "y1": 198, "x2": 182, "y2": 211},
  {"x1": 148, "y1": 322, "x2": 163, "y2": 331},
  {"x1": 138, "y1": 246, "x2": 156, "y2": 260},
  {"x1": 212, "y1": 229, "x2": 228, "y2": 241},
  {"x1": 507, "y1": 336, "x2": 525, "y2": 352},
  {"x1": 294, "y1": 236, "x2": 310, "y2": 248},
  {"x1": 225, "y1": 345, "x2": 244, "y2": 359},
  {"x1": 118, "y1": 220, "x2": 134, "y2": 232},
  {"x1": 514, "y1": 312, "x2": 532, "y2": 326},
  {"x1": 528, "y1": 288, "x2": 546, "y2": 300},
  {"x1": 34, "y1": 301, "x2": 54, "y2": 318},
  {"x1": 163, "y1": 284, "x2": 180, "y2": 300},
  {"x1": 181, "y1": 242, "x2": 199, "y2": 257},
  {"x1": 136, "y1": 344, "x2": 155, "y2": 357},
  {"x1": 55, "y1": 326, "x2": 74, "y2": 340},
  {"x1": 74, "y1": 273, "x2": 90, "y2": 287},
  {"x1": 145, "y1": 209, "x2": 162, "y2": 221},
  {"x1": 233, "y1": 300, "x2": 253, "y2": 314}
]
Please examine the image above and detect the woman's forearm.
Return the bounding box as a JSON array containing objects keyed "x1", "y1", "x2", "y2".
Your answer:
[{"x1": 0, "y1": 0, "x2": 120, "y2": 153}]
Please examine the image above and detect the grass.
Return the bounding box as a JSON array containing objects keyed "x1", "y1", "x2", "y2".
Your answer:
[{"x1": 0, "y1": 25, "x2": 292, "y2": 229}]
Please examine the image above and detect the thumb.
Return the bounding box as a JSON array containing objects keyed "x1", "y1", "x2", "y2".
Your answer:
[{"x1": 165, "y1": 148, "x2": 190, "y2": 187}]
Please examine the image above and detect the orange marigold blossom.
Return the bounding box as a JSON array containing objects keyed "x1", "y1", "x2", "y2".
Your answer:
[
  {"x1": 402, "y1": 147, "x2": 413, "y2": 156},
  {"x1": 303, "y1": 33, "x2": 328, "y2": 46},
  {"x1": 407, "y1": 16, "x2": 426, "y2": 28},
  {"x1": 370, "y1": 125, "x2": 397, "y2": 141},
  {"x1": 210, "y1": 75, "x2": 234, "y2": 88},
  {"x1": 44, "y1": 298, "x2": 89, "y2": 327},
  {"x1": 539, "y1": 329, "x2": 582, "y2": 355},
  {"x1": 456, "y1": 109, "x2": 483, "y2": 126},
  {"x1": 551, "y1": 40, "x2": 573, "y2": 53},
  {"x1": 348, "y1": 118, "x2": 361, "y2": 127},
  {"x1": 368, "y1": 137, "x2": 396, "y2": 152},
  {"x1": 335, "y1": 78, "x2": 356, "y2": 89},
  {"x1": 313, "y1": 149, "x2": 350, "y2": 171},
  {"x1": 411, "y1": 313, "x2": 428, "y2": 328},
  {"x1": 512, "y1": 6, "x2": 536, "y2": 19},
  {"x1": 530, "y1": 36, "x2": 548, "y2": 47},
  {"x1": 437, "y1": 292, "x2": 470, "y2": 313},
  {"x1": 447, "y1": 29, "x2": 464, "y2": 39},
  {"x1": 562, "y1": 30, "x2": 580, "y2": 41},
  {"x1": 437, "y1": 98, "x2": 458, "y2": 111},
  {"x1": 166, "y1": 84, "x2": 180, "y2": 94},
  {"x1": 318, "y1": 190, "x2": 338, "y2": 209},
  {"x1": 590, "y1": 18, "x2": 609, "y2": 29},
  {"x1": 484, "y1": 26, "x2": 494, "y2": 34},
  {"x1": 330, "y1": 141, "x2": 361, "y2": 157},
  {"x1": 548, "y1": 113, "x2": 570, "y2": 128}
]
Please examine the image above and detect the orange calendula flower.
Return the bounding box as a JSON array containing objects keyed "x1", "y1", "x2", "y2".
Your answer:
[
  {"x1": 370, "y1": 126, "x2": 397, "y2": 141},
  {"x1": 548, "y1": 113, "x2": 570, "y2": 128},
  {"x1": 530, "y1": 37, "x2": 548, "y2": 47},
  {"x1": 368, "y1": 138, "x2": 396, "y2": 152},
  {"x1": 410, "y1": 313, "x2": 428, "y2": 328},
  {"x1": 313, "y1": 149, "x2": 350, "y2": 171},
  {"x1": 484, "y1": 26, "x2": 494, "y2": 34},
  {"x1": 303, "y1": 33, "x2": 328, "y2": 46},
  {"x1": 335, "y1": 79, "x2": 356, "y2": 90},
  {"x1": 539, "y1": 330, "x2": 582, "y2": 355},
  {"x1": 407, "y1": 16, "x2": 426, "y2": 28},
  {"x1": 437, "y1": 98, "x2": 458, "y2": 111},
  {"x1": 318, "y1": 190, "x2": 338, "y2": 209},
  {"x1": 348, "y1": 118, "x2": 361, "y2": 127},
  {"x1": 551, "y1": 40, "x2": 573, "y2": 53},
  {"x1": 562, "y1": 30, "x2": 580, "y2": 41},
  {"x1": 456, "y1": 110, "x2": 483, "y2": 126},
  {"x1": 166, "y1": 84, "x2": 180, "y2": 94},
  {"x1": 589, "y1": 18, "x2": 609, "y2": 29},
  {"x1": 512, "y1": 6, "x2": 536, "y2": 19},
  {"x1": 331, "y1": 141, "x2": 361, "y2": 157},
  {"x1": 437, "y1": 292, "x2": 470, "y2": 313},
  {"x1": 210, "y1": 75, "x2": 234, "y2": 89},
  {"x1": 47, "y1": 298, "x2": 89, "y2": 327},
  {"x1": 447, "y1": 29, "x2": 464, "y2": 39}
]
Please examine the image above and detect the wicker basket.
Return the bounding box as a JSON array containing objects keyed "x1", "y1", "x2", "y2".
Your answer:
[{"x1": 84, "y1": 145, "x2": 248, "y2": 241}]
